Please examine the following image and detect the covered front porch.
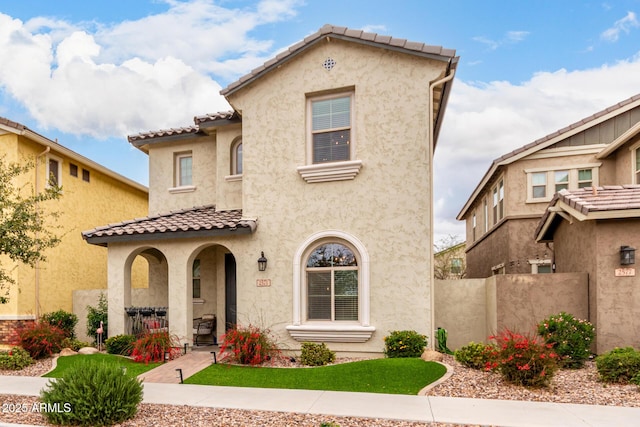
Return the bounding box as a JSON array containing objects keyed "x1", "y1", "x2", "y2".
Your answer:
[{"x1": 82, "y1": 205, "x2": 256, "y2": 346}]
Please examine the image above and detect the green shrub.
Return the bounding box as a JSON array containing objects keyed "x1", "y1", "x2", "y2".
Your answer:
[
  {"x1": 454, "y1": 342, "x2": 495, "y2": 370},
  {"x1": 40, "y1": 360, "x2": 143, "y2": 426},
  {"x1": 490, "y1": 329, "x2": 559, "y2": 388},
  {"x1": 219, "y1": 324, "x2": 280, "y2": 366},
  {"x1": 41, "y1": 310, "x2": 78, "y2": 339},
  {"x1": 300, "y1": 342, "x2": 336, "y2": 366},
  {"x1": 384, "y1": 330, "x2": 427, "y2": 358},
  {"x1": 86, "y1": 293, "x2": 108, "y2": 343},
  {"x1": 105, "y1": 334, "x2": 136, "y2": 356},
  {"x1": 12, "y1": 321, "x2": 67, "y2": 359},
  {"x1": 537, "y1": 312, "x2": 594, "y2": 368},
  {"x1": 595, "y1": 347, "x2": 640, "y2": 383},
  {"x1": 0, "y1": 346, "x2": 34, "y2": 370},
  {"x1": 131, "y1": 331, "x2": 180, "y2": 364}
]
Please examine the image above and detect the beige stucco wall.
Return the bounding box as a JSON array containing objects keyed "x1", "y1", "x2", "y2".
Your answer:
[
  {"x1": 434, "y1": 279, "x2": 487, "y2": 350},
  {"x1": 0, "y1": 134, "x2": 148, "y2": 325},
  {"x1": 147, "y1": 137, "x2": 216, "y2": 214},
  {"x1": 224, "y1": 39, "x2": 446, "y2": 353}
]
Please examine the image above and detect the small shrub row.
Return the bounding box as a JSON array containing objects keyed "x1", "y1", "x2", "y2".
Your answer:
[
  {"x1": 454, "y1": 342, "x2": 494, "y2": 370},
  {"x1": 537, "y1": 312, "x2": 594, "y2": 368},
  {"x1": 300, "y1": 342, "x2": 336, "y2": 366},
  {"x1": 384, "y1": 330, "x2": 427, "y2": 358},
  {"x1": 0, "y1": 346, "x2": 34, "y2": 370},
  {"x1": 41, "y1": 310, "x2": 78, "y2": 339},
  {"x1": 131, "y1": 331, "x2": 180, "y2": 364},
  {"x1": 595, "y1": 347, "x2": 640, "y2": 384},
  {"x1": 11, "y1": 321, "x2": 67, "y2": 359}
]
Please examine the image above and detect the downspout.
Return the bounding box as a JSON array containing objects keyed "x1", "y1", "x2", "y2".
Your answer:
[
  {"x1": 34, "y1": 146, "x2": 51, "y2": 318},
  {"x1": 428, "y1": 63, "x2": 455, "y2": 350}
]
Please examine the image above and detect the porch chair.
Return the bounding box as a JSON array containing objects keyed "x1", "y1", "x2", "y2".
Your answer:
[{"x1": 193, "y1": 314, "x2": 217, "y2": 346}]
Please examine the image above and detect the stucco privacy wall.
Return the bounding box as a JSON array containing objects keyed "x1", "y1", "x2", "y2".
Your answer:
[
  {"x1": 224, "y1": 39, "x2": 442, "y2": 351},
  {"x1": 435, "y1": 273, "x2": 588, "y2": 350}
]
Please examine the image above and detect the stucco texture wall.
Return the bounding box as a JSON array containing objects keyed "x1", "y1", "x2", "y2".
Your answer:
[
  {"x1": 206, "y1": 40, "x2": 447, "y2": 353},
  {"x1": 0, "y1": 135, "x2": 148, "y2": 322},
  {"x1": 435, "y1": 279, "x2": 487, "y2": 350}
]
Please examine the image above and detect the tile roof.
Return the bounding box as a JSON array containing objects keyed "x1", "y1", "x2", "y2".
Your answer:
[
  {"x1": 128, "y1": 126, "x2": 200, "y2": 143},
  {"x1": 0, "y1": 116, "x2": 27, "y2": 131},
  {"x1": 458, "y1": 93, "x2": 640, "y2": 220},
  {"x1": 193, "y1": 110, "x2": 239, "y2": 126},
  {"x1": 82, "y1": 205, "x2": 255, "y2": 246},
  {"x1": 220, "y1": 24, "x2": 458, "y2": 96},
  {"x1": 536, "y1": 185, "x2": 640, "y2": 241}
]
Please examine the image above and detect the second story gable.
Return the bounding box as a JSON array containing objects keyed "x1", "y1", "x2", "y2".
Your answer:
[
  {"x1": 458, "y1": 94, "x2": 640, "y2": 247},
  {"x1": 129, "y1": 24, "x2": 459, "y2": 217}
]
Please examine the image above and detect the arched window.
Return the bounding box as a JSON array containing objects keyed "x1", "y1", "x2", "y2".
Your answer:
[
  {"x1": 231, "y1": 139, "x2": 242, "y2": 175},
  {"x1": 306, "y1": 242, "x2": 358, "y2": 321},
  {"x1": 287, "y1": 230, "x2": 374, "y2": 342}
]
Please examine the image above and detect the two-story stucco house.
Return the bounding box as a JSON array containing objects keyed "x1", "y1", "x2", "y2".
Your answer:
[
  {"x1": 0, "y1": 117, "x2": 148, "y2": 343},
  {"x1": 82, "y1": 24, "x2": 459, "y2": 354},
  {"x1": 458, "y1": 94, "x2": 640, "y2": 280}
]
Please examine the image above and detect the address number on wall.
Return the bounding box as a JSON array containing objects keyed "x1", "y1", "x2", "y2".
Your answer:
[
  {"x1": 256, "y1": 279, "x2": 272, "y2": 287},
  {"x1": 615, "y1": 268, "x2": 636, "y2": 277}
]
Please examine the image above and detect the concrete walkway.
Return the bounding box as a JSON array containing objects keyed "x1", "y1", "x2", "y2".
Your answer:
[{"x1": 2, "y1": 352, "x2": 640, "y2": 426}]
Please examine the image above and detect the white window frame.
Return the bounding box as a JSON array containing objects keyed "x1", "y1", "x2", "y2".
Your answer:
[
  {"x1": 231, "y1": 138, "x2": 243, "y2": 176},
  {"x1": 525, "y1": 164, "x2": 600, "y2": 203},
  {"x1": 483, "y1": 198, "x2": 488, "y2": 233},
  {"x1": 46, "y1": 155, "x2": 62, "y2": 188},
  {"x1": 529, "y1": 259, "x2": 552, "y2": 274},
  {"x1": 492, "y1": 179, "x2": 504, "y2": 225},
  {"x1": 170, "y1": 151, "x2": 196, "y2": 193},
  {"x1": 472, "y1": 212, "x2": 476, "y2": 241},
  {"x1": 631, "y1": 142, "x2": 640, "y2": 184},
  {"x1": 297, "y1": 90, "x2": 362, "y2": 183},
  {"x1": 287, "y1": 230, "x2": 374, "y2": 342}
]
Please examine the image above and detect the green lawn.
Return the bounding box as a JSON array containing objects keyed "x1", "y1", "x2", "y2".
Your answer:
[
  {"x1": 185, "y1": 358, "x2": 446, "y2": 395},
  {"x1": 43, "y1": 354, "x2": 161, "y2": 378}
]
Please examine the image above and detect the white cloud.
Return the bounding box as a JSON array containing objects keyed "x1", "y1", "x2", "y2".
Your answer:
[
  {"x1": 472, "y1": 30, "x2": 529, "y2": 50},
  {"x1": 601, "y1": 11, "x2": 639, "y2": 42},
  {"x1": 0, "y1": 0, "x2": 303, "y2": 138},
  {"x1": 434, "y1": 56, "x2": 640, "y2": 237}
]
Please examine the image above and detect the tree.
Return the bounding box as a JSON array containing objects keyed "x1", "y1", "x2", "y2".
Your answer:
[
  {"x1": 0, "y1": 157, "x2": 62, "y2": 303},
  {"x1": 433, "y1": 235, "x2": 466, "y2": 280}
]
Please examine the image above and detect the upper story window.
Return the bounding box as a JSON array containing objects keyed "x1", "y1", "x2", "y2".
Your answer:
[
  {"x1": 82, "y1": 168, "x2": 90, "y2": 183},
  {"x1": 525, "y1": 164, "x2": 600, "y2": 202},
  {"x1": 175, "y1": 152, "x2": 192, "y2": 187},
  {"x1": 297, "y1": 90, "x2": 362, "y2": 183},
  {"x1": 492, "y1": 179, "x2": 504, "y2": 225},
  {"x1": 311, "y1": 95, "x2": 351, "y2": 164},
  {"x1": 70, "y1": 163, "x2": 78, "y2": 177},
  {"x1": 472, "y1": 213, "x2": 476, "y2": 241},
  {"x1": 232, "y1": 139, "x2": 242, "y2": 175},
  {"x1": 47, "y1": 156, "x2": 62, "y2": 187},
  {"x1": 483, "y1": 198, "x2": 488, "y2": 232},
  {"x1": 635, "y1": 148, "x2": 640, "y2": 184}
]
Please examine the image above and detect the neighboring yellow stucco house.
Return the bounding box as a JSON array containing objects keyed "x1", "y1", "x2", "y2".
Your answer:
[
  {"x1": 83, "y1": 25, "x2": 458, "y2": 355},
  {"x1": 0, "y1": 117, "x2": 148, "y2": 342}
]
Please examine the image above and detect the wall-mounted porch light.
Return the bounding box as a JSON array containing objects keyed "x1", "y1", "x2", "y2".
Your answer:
[
  {"x1": 258, "y1": 251, "x2": 267, "y2": 271},
  {"x1": 620, "y1": 246, "x2": 636, "y2": 265}
]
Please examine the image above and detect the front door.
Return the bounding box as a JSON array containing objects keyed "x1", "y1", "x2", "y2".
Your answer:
[{"x1": 224, "y1": 253, "x2": 237, "y2": 331}]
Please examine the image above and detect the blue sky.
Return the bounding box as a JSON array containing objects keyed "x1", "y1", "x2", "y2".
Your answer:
[{"x1": 1, "y1": 0, "x2": 640, "y2": 242}]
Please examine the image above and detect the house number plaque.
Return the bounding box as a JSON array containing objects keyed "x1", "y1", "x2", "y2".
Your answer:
[
  {"x1": 615, "y1": 268, "x2": 636, "y2": 277},
  {"x1": 256, "y1": 279, "x2": 271, "y2": 287}
]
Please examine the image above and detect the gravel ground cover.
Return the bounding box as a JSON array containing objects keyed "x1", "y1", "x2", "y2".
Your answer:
[{"x1": 1, "y1": 354, "x2": 639, "y2": 426}]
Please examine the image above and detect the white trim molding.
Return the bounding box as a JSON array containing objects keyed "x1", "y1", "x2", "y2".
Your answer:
[
  {"x1": 0, "y1": 315, "x2": 36, "y2": 320},
  {"x1": 297, "y1": 160, "x2": 363, "y2": 183},
  {"x1": 168, "y1": 185, "x2": 196, "y2": 194},
  {"x1": 288, "y1": 229, "x2": 374, "y2": 342}
]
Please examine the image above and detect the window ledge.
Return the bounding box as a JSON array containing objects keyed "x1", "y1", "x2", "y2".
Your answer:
[
  {"x1": 297, "y1": 160, "x2": 363, "y2": 183},
  {"x1": 286, "y1": 324, "x2": 375, "y2": 342},
  {"x1": 192, "y1": 298, "x2": 205, "y2": 305},
  {"x1": 225, "y1": 174, "x2": 243, "y2": 182},
  {"x1": 169, "y1": 185, "x2": 196, "y2": 194}
]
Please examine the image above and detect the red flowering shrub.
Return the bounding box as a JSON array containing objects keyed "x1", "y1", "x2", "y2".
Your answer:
[
  {"x1": 489, "y1": 329, "x2": 559, "y2": 387},
  {"x1": 11, "y1": 321, "x2": 67, "y2": 359},
  {"x1": 131, "y1": 331, "x2": 180, "y2": 364},
  {"x1": 219, "y1": 324, "x2": 279, "y2": 366}
]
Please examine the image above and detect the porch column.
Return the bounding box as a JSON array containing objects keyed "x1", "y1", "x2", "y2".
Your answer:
[
  {"x1": 107, "y1": 245, "x2": 132, "y2": 337},
  {"x1": 167, "y1": 251, "x2": 193, "y2": 345}
]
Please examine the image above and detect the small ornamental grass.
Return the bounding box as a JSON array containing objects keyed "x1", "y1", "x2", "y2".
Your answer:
[
  {"x1": 0, "y1": 346, "x2": 34, "y2": 370},
  {"x1": 11, "y1": 321, "x2": 67, "y2": 359},
  {"x1": 595, "y1": 347, "x2": 640, "y2": 384},
  {"x1": 40, "y1": 360, "x2": 143, "y2": 426},
  {"x1": 537, "y1": 312, "x2": 594, "y2": 368},
  {"x1": 300, "y1": 342, "x2": 336, "y2": 366},
  {"x1": 219, "y1": 324, "x2": 280, "y2": 366},
  {"x1": 384, "y1": 330, "x2": 427, "y2": 358},
  {"x1": 489, "y1": 329, "x2": 559, "y2": 388},
  {"x1": 131, "y1": 331, "x2": 180, "y2": 364}
]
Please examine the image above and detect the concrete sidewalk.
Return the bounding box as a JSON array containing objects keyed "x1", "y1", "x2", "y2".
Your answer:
[{"x1": 2, "y1": 374, "x2": 640, "y2": 427}]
